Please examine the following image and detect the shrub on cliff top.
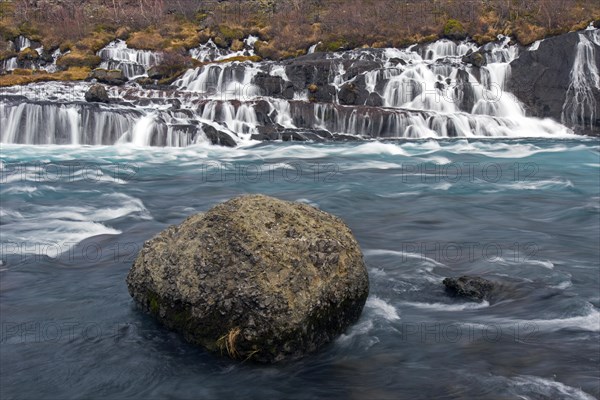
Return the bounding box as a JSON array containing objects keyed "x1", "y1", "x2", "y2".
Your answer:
[{"x1": 444, "y1": 19, "x2": 467, "y2": 40}]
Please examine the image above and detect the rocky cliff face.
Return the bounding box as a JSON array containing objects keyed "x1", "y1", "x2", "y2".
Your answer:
[{"x1": 509, "y1": 29, "x2": 600, "y2": 135}]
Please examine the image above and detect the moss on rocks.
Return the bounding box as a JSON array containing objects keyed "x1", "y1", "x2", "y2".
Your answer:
[
  {"x1": 316, "y1": 39, "x2": 347, "y2": 52},
  {"x1": 126, "y1": 195, "x2": 369, "y2": 363},
  {"x1": 56, "y1": 51, "x2": 101, "y2": 69},
  {"x1": 127, "y1": 30, "x2": 167, "y2": 51},
  {"x1": 17, "y1": 47, "x2": 39, "y2": 62},
  {"x1": 216, "y1": 55, "x2": 262, "y2": 64},
  {"x1": 443, "y1": 19, "x2": 467, "y2": 41},
  {"x1": 0, "y1": 67, "x2": 90, "y2": 87}
]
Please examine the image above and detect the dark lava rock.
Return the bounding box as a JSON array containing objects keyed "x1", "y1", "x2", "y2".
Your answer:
[
  {"x1": 366, "y1": 92, "x2": 384, "y2": 107},
  {"x1": 84, "y1": 84, "x2": 109, "y2": 103},
  {"x1": 126, "y1": 195, "x2": 369, "y2": 363},
  {"x1": 252, "y1": 72, "x2": 295, "y2": 99},
  {"x1": 89, "y1": 68, "x2": 126, "y2": 85},
  {"x1": 310, "y1": 84, "x2": 336, "y2": 103},
  {"x1": 461, "y1": 49, "x2": 487, "y2": 67},
  {"x1": 200, "y1": 123, "x2": 237, "y2": 147},
  {"x1": 147, "y1": 66, "x2": 164, "y2": 80},
  {"x1": 443, "y1": 276, "x2": 495, "y2": 302},
  {"x1": 338, "y1": 82, "x2": 359, "y2": 105},
  {"x1": 508, "y1": 28, "x2": 600, "y2": 135},
  {"x1": 454, "y1": 69, "x2": 476, "y2": 112}
]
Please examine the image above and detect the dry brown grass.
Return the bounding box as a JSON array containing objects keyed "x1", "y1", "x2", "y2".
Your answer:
[
  {"x1": 56, "y1": 52, "x2": 101, "y2": 69},
  {"x1": 0, "y1": 0, "x2": 598, "y2": 65},
  {"x1": 216, "y1": 327, "x2": 241, "y2": 359},
  {"x1": 0, "y1": 67, "x2": 90, "y2": 87}
]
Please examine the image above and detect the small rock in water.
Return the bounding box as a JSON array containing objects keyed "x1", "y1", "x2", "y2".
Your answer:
[
  {"x1": 461, "y1": 49, "x2": 487, "y2": 67},
  {"x1": 84, "y1": 84, "x2": 109, "y2": 103},
  {"x1": 443, "y1": 276, "x2": 494, "y2": 301},
  {"x1": 126, "y1": 194, "x2": 369, "y2": 363}
]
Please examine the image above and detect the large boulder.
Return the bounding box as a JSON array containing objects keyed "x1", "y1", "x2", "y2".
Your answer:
[
  {"x1": 84, "y1": 84, "x2": 109, "y2": 103},
  {"x1": 127, "y1": 195, "x2": 369, "y2": 363}
]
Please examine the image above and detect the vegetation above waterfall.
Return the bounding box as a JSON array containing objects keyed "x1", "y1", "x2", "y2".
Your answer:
[{"x1": 1, "y1": 1, "x2": 599, "y2": 63}]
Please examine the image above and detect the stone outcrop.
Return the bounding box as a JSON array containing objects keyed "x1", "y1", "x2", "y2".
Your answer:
[{"x1": 84, "y1": 84, "x2": 110, "y2": 103}]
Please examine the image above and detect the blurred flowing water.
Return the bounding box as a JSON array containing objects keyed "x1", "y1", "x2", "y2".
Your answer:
[{"x1": 1, "y1": 138, "x2": 599, "y2": 399}]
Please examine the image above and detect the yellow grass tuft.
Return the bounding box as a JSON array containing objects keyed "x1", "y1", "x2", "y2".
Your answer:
[{"x1": 217, "y1": 327, "x2": 241, "y2": 358}]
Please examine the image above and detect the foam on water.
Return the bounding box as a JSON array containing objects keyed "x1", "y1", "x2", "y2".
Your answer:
[
  {"x1": 1, "y1": 192, "x2": 150, "y2": 253},
  {"x1": 364, "y1": 248, "x2": 448, "y2": 268},
  {"x1": 403, "y1": 301, "x2": 490, "y2": 311},
  {"x1": 485, "y1": 303, "x2": 600, "y2": 333},
  {"x1": 497, "y1": 375, "x2": 597, "y2": 400},
  {"x1": 365, "y1": 296, "x2": 400, "y2": 321}
]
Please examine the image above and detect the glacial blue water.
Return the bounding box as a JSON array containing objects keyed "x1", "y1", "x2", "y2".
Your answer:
[{"x1": 1, "y1": 138, "x2": 599, "y2": 399}]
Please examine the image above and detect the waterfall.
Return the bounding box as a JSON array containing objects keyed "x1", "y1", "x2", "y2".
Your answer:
[
  {"x1": 422, "y1": 39, "x2": 476, "y2": 60},
  {"x1": 189, "y1": 36, "x2": 258, "y2": 62},
  {"x1": 15, "y1": 36, "x2": 31, "y2": 52},
  {"x1": 97, "y1": 40, "x2": 161, "y2": 78},
  {"x1": 308, "y1": 42, "x2": 321, "y2": 54},
  {"x1": 561, "y1": 31, "x2": 600, "y2": 130},
  {"x1": 2, "y1": 30, "x2": 593, "y2": 147},
  {"x1": 175, "y1": 62, "x2": 262, "y2": 100},
  {"x1": 0, "y1": 57, "x2": 18, "y2": 72},
  {"x1": 190, "y1": 39, "x2": 229, "y2": 62},
  {"x1": 131, "y1": 114, "x2": 157, "y2": 146}
]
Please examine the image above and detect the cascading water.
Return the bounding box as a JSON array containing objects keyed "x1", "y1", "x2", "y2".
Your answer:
[
  {"x1": 15, "y1": 35, "x2": 31, "y2": 52},
  {"x1": 0, "y1": 57, "x2": 18, "y2": 72},
  {"x1": 561, "y1": 30, "x2": 600, "y2": 130},
  {"x1": 2, "y1": 29, "x2": 597, "y2": 146},
  {"x1": 97, "y1": 40, "x2": 162, "y2": 78},
  {"x1": 189, "y1": 35, "x2": 258, "y2": 62}
]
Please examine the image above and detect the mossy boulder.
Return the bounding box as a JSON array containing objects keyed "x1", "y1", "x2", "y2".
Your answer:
[
  {"x1": 461, "y1": 49, "x2": 487, "y2": 67},
  {"x1": 56, "y1": 52, "x2": 101, "y2": 69},
  {"x1": 443, "y1": 19, "x2": 467, "y2": 41},
  {"x1": 316, "y1": 40, "x2": 348, "y2": 52},
  {"x1": 17, "y1": 47, "x2": 38, "y2": 62},
  {"x1": 230, "y1": 39, "x2": 244, "y2": 52},
  {"x1": 89, "y1": 68, "x2": 126, "y2": 85},
  {"x1": 214, "y1": 24, "x2": 244, "y2": 48},
  {"x1": 126, "y1": 194, "x2": 369, "y2": 363}
]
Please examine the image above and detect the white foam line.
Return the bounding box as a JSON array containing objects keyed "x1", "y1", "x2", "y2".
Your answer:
[
  {"x1": 403, "y1": 300, "x2": 490, "y2": 311},
  {"x1": 364, "y1": 249, "x2": 448, "y2": 268}
]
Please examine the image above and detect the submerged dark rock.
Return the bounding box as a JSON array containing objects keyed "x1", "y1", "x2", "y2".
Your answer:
[
  {"x1": 126, "y1": 195, "x2": 369, "y2": 363},
  {"x1": 84, "y1": 84, "x2": 109, "y2": 103},
  {"x1": 443, "y1": 276, "x2": 495, "y2": 302}
]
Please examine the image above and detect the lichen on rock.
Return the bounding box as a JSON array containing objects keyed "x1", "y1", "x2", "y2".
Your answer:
[{"x1": 126, "y1": 194, "x2": 369, "y2": 363}]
